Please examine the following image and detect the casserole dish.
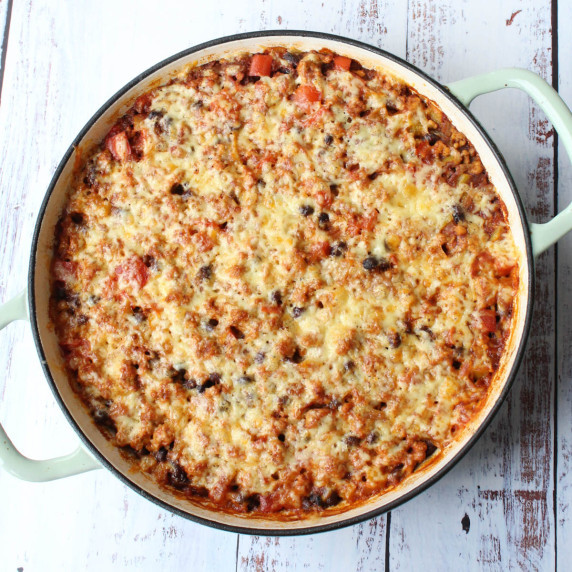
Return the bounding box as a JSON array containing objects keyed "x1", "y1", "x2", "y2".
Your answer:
[{"x1": 1, "y1": 30, "x2": 572, "y2": 535}]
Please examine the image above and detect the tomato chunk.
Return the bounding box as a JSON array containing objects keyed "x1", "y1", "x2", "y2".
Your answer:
[
  {"x1": 293, "y1": 85, "x2": 321, "y2": 107},
  {"x1": 249, "y1": 54, "x2": 273, "y2": 77},
  {"x1": 116, "y1": 255, "x2": 149, "y2": 291},
  {"x1": 106, "y1": 131, "x2": 131, "y2": 162},
  {"x1": 333, "y1": 56, "x2": 352, "y2": 71},
  {"x1": 478, "y1": 309, "x2": 497, "y2": 333}
]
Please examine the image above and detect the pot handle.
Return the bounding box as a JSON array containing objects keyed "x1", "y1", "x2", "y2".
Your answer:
[
  {"x1": 447, "y1": 68, "x2": 572, "y2": 257},
  {"x1": 0, "y1": 289, "x2": 101, "y2": 481}
]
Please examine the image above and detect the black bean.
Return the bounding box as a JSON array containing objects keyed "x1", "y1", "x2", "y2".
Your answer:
[
  {"x1": 425, "y1": 441, "x2": 438, "y2": 459},
  {"x1": 53, "y1": 283, "x2": 69, "y2": 301},
  {"x1": 321, "y1": 61, "x2": 334, "y2": 75},
  {"x1": 254, "y1": 351, "x2": 266, "y2": 364},
  {"x1": 286, "y1": 347, "x2": 304, "y2": 364},
  {"x1": 292, "y1": 306, "x2": 305, "y2": 318},
  {"x1": 270, "y1": 290, "x2": 282, "y2": 305},
  {"x1": 366, "y1": 431, "x2": 379, "y2": 444},
  {"x1": 192, "y1": 100, "x2": 203, "y2": 109},
  {"x1": 452, "y1": 359, "x2": 462, "y2": 370},
  {"x1": 423, "y1": 130, "x2": 440, "y2": 146},
  {"x1": 363, "y1": 256, "x2": 392, "y2": 272},
  {"x1": 154, "y1": 447, "x2": 168, "y2": 462},
  {"x1": 278, "y1": 433, "x2": 286, "y2": 442},
  {"x1": 76, "y1": 314, "x2": 89, "y2": 326},
  {"x1": 142, "y1": 254, "x2": 157, "y2": 269},
  {"x1": 94, "y1": 408, "x2": 116, "y2": 432},
  {"x1": 197, "y1": 265, "x2": 212, "y2": 280},
  {"x1": 452, "y1": 204, "x2": 465, "y2": 224},
  {"x1": 245, "y1": 494, "x2": 261, "y2": 512},
  {"x1": 345, "y1": 435, "x2": 361, "y2": 447},
  {"x1": 368, "y1": 172, "x2": 379, "y2": 181},
  {"x1": 205, "y1": 318, "x2": 219, "y2": 331},
  {"x1": 344, "y1": 360, "x2": 355, "y2": 371},
  {"x1": 83, "y1": 165, "x2": 98, "y2": 188},
  {"x1": 388, "y1": 332, "x2": 402, "y2": 349},
  {"x1": 378, "y1": 258, "x2": 392, "y2": 271},
  {"x1": 283, "y1": 52, "x2": 300, "y2": 65},
  {"x1": 182, "y1": 378, "x2": 198, "y2": 390},
  {"x1": 171, "y1": 369, "x2": 187, "y2": 383},
  {"x1": 199, "y1": 373, "x2": 221, "y2": 393},
  {"x1": 318, "y1": 212, "x2": 330, "y2": 229},
  {"x1": 229, "y1": 325, "x2": 245, "y2": 339},
  {"x1": 148, "y1": 110, "x2": 164, "y2": 119},
  {"x1": 329, "y1": 184, "x2": 339, "y2": 196},
  {"x1": 170, "y1": 183, "x2": 186, "y2": 195},
  {"x1": 324, "y1": 134, "x2": 334, "y2": 145},
  {"x1": 238, "y1": 375, "x2": 254, "y2": 384},
  {"x1": 70, "y1": 212, "x2": 85, "y2": 225},
  {"x1": 299, "y1": 204, "x2": 315, "y2": 217},
  {"x1": 132, "y1": 306, "x2": 146, "y2": 323},
  {"x1": 386, "y1": 102, "x2": 400, "y2": 115},
  {"x1": 362, "y1": 256, "x2": 379, "y2": 271},
  {"x1": 302, "y1": 489, "x2": 342, "y2": 510},
  {"x1": 330, "y1": 241, "x2": 347, "y2": 257},
  {"x1": 167, "y1": 463, "x2": 189, "y2": 490}
]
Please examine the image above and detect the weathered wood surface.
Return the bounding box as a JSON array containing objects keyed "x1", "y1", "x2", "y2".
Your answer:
[
  {"x1": 557, "y1": 0, "x2": 572, "y2": 569},
  {"x1": 0, "y1": 1, "x2": 567, "y2": 570}
]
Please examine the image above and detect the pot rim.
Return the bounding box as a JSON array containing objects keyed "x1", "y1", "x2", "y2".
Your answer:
[{"x1": 27, "y1": 29, "x2": 535, "y2": 536}]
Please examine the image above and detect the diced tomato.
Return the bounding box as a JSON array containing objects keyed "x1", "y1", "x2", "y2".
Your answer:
[
  {"x1": 333, "y1": 56, "x2": 352, "y2": 71},
  {"x1": 116, "y1": 255, "x2": 149, "y2": 291},
  {"x1": 478, "y1": 309, "x2": 497, "y2": 333},
  {"x1": 133, "y1": 93, "x2": 152, "y2": 114},
  {"x1": 249, "y1": 54, "x2": 273, "y2": 77},
  {"x1": 293, "y1": 85, "x2": 322, "y2": 107},
  {"x1": 415, "y1": 140, "x2": 434, "y2": 165},
  {"x1": 106, "y1": 131, "x2": 131, "y2": 162},
  {"x1": 53, "y1": 260, "x2": 78, "y2": 282},
  {"x1": 307, "y1": 241, "x2": 331, "y2": 263}
]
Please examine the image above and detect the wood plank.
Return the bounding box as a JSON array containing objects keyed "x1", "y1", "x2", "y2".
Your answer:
[
  {"x1": 236, "y1": 1, "x2": 408, "y2": 569},
  {"x1": 556, "y1": 0, "x2": 572, "y2": 568},
  {"x1": 0, "y1": 1, "x2": 249, "y2": 570},
  {"x1": 389, "y1": 2, "x2": 556, "y2": 570},
  {"x1": 0, "y1": 0, "x2": 11, "y2": 85}
]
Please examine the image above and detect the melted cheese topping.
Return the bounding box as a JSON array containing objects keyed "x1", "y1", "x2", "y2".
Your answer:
[{"x1": 51, "y1": 49, "x2": 519, "y2": 516}]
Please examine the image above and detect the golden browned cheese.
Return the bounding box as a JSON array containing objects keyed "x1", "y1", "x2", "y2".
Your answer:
[{"x1": 50, "y1": 48, "x2": 519, "y2": 515}]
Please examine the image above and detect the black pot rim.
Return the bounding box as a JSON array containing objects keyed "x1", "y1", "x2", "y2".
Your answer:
[{"x1": 28, "y1": 29, "x2": 535, "y2": 537}]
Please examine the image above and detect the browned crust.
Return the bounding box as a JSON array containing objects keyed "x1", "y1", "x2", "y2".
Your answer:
[{"x1": 49, "y1": 47, "x2": 518, "y2": 519}]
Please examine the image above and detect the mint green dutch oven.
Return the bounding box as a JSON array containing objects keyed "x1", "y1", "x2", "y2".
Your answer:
[{"x1": 0, "y1": 31, "x2": 571, "y2": 535}]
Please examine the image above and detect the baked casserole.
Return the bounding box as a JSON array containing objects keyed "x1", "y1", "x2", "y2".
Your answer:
[{"x1": 50, "y1": 48, "x2": 519, "y2": 516}]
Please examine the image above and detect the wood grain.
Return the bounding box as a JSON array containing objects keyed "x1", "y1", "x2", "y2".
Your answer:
[
  {"x1": 0, "y1": 0, "x2": 568, "y2": 570},
  {"x1": 390, "y1": 2, "x2": 557, "y2": 570},
  {"x1": 557, "y1": 0, "x2": 572, "y2": 568}
]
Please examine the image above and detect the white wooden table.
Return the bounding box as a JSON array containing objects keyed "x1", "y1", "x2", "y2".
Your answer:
[{"x1": 0, "y1": 1, "x2": 569, "y2": 570}]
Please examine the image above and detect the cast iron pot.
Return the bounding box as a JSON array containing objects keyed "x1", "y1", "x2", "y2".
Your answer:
[{"x1": 1, "y1": 31, "x2": 572, "y2": 536}]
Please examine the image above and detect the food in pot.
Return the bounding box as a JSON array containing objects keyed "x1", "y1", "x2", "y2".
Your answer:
[{"x1": 50, "y1": 48, "x2": 519, "y2": 516}]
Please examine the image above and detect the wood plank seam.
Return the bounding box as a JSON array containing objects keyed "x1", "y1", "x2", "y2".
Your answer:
[
  {"x1": 0, "y1": 0, "x2": 12, "y2": 106},
  {"x1": 551, "y1": 1, "x2": 559, "y2": 570}
]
